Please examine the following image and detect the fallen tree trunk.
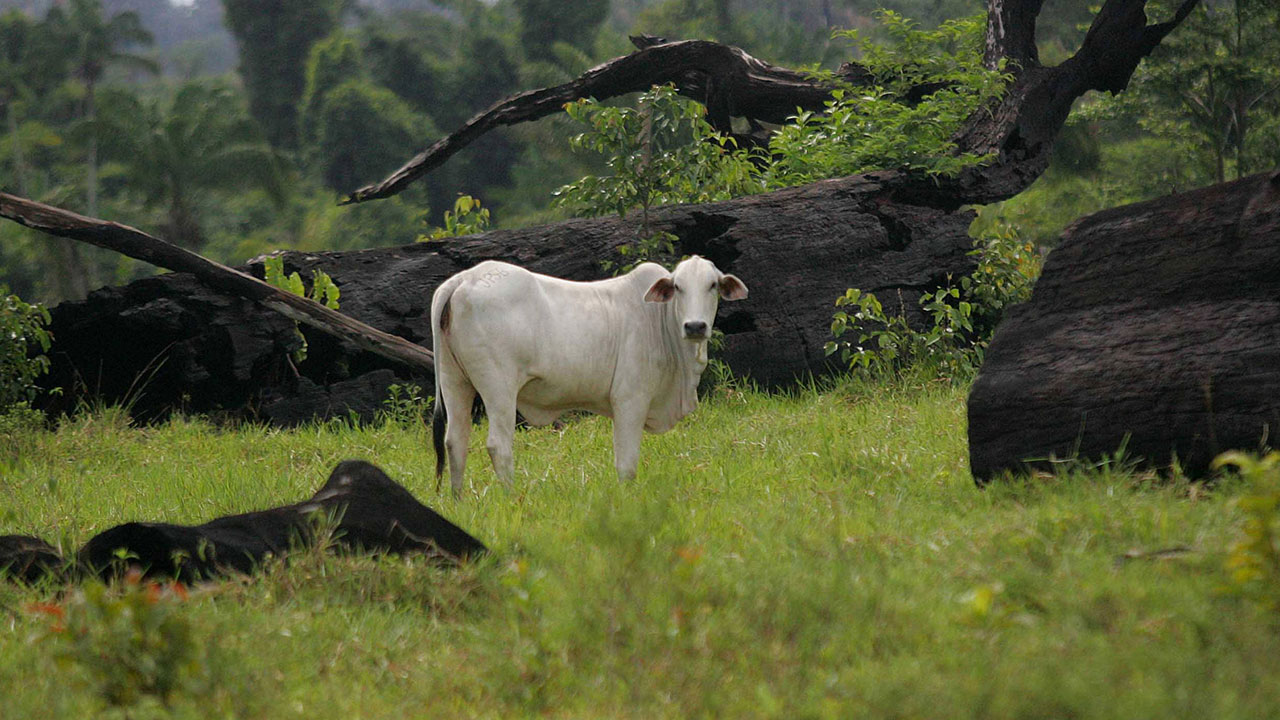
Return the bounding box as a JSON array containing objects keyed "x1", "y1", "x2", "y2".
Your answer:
[
  {"x1": 41, "y1": 175, "x2": 975, "y2": 423},
  {"x1": 968, "y1": 170, "x2": 1280, "y2": 481},
  {"x1": 0, "y1": 192, "x2": 435, "y2": 374}
]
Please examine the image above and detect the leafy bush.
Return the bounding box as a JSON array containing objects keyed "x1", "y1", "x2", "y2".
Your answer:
[
  {"x1": 555, "y1": 84, "x2": 761, "y2": 223},
  {"x1": 555, "y1": 84, "x2": 760, "y2": 271},
  {"x1": 381, "y1": 382, "x2": 432, "y2": 427},
  {"x1": 29, "y1": 571, "x2": 209, "y2": 711},
  {"x1": 262, "y1": 256, "x2": 340, "y2": 364},
  {"x1": 0, "y1": 287, "x2": 52, "y2": 410},
  {"x1": 825, "y1": 222, "x2": 1041, "y2": 379},
  {"x1": 761, "y1": 12, "x2": 1008, "y2": 188},
  {"x1": 1214, "y1": 451, "x2": 1280, "y2": 612},
  {"x1": 420, "y1": 194, "x2": 492, "y2": 240}
]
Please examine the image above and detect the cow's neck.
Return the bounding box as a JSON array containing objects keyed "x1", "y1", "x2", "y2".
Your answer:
[{"x1": 657, "y1": 303, "x2": 706, "y2": 422}]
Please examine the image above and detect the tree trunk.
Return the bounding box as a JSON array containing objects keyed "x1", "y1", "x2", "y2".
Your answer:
[
  {"x1": 6, "y1": 101, "x2": 26, "y2": 195},
  {"x1": 168, "y1": 191, "x2": 205, "y2": 251},
  {"x1": 84, "y1": 80, "x2": 97, "y2": 216},
  {"x1": 968, "y1": 169, "x2": 1280, "y2": 481},
  {"x1": 37, "y1": 177, "x2": 975, "y2": 424}
]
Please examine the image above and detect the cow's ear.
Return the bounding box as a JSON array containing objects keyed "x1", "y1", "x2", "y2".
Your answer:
[
  {"x1": 644, "y1": 276, "x2": 676, "y2": 303},
  {"x1": 719, "y1": 274, "x2": 748, "y2": 301}
]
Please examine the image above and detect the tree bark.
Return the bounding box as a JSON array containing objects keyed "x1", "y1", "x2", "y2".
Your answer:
[{"x1": 968, "y1": 170, "x2": 1280, "y2": 481}]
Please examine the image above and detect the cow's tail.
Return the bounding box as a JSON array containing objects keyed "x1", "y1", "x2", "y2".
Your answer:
[
  {"x1": 432, "y1": 380, "x2": 447, "y2": 487},
  {"x1": 431, "y1": 275, "x2": 464, "y2": 490}
]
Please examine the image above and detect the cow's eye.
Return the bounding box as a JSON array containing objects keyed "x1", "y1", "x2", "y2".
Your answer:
[{"x1": 708, "y1": 282, "x2": 717, "y2": 292}]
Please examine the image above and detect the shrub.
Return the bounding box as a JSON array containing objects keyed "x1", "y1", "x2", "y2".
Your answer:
[
  {"x1": 1214, "y1": 451, "x2": 1280, "y2": 612},
  {"x1": 262, "y1": 256, "x2": 340, "y2": 364},
  {"x1": 555, "y1": 84, "x2": 760, "y2": 272},
  {"x1": 420, "y1": 194, "x2": 492, "y2": 240},
  {"x1": 381, "y1": 382, "x2": 432, "y2": 427},
  {"x1": 0, "y1": 286, "x2": 52, "y2": 411},
  {"x1": 825, "y1": 221, "x2": 1042, "y2": 380},
  {"x1": 761, "y1": 12, "x2": 1008, "y2": 188},
  {"x1": 29, "y1": 571, "x2": 209, "y2": 711}
]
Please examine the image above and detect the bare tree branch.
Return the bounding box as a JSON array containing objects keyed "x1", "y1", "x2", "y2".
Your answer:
[
  {"x1": 342, "y1": 36, "x2": 874, "y2": 205},
  {"x1": 0, "y1": 192, "x2": 435, "y2": 374}
]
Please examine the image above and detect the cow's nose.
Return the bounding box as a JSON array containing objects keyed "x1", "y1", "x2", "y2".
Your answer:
[{"x1": 683, "y1": 321, "x2": 708, "y2": 338}]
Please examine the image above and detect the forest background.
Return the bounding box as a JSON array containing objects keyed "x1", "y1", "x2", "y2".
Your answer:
[{"x1": 1, "y1": 0, "x2": 1278, "y2": 306}]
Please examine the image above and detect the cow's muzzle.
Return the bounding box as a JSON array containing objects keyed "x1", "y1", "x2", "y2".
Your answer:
[{"x1": 683, "y1": 321, "x2": 709, "y2": 340}]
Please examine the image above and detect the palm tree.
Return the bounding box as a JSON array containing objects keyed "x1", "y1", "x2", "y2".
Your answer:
[
  {"x1": 1, "y1": 9, "x2": 93, "y2": 301},
  {"x1": 47, "y1": 0, "x2": 157, "y2": 216},
  {"x1": 1, "y1": 11, "x2": 33, "y2": 196},
  {"x1": 93, "y1": 81, "x2": 288, "y2": 251}
]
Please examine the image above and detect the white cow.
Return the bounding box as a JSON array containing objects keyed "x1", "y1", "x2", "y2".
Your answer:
[{"x1": 430, "y1": 255, "x2": 748, "y2": 495}]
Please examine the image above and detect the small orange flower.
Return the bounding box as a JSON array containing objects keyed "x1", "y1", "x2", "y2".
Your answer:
[
  {"x1": 24, "y1": 602, "x2": 66, "y2": 634},
  {"x1": 24, "y1": 601, "x2": 65, "y2": 619}
]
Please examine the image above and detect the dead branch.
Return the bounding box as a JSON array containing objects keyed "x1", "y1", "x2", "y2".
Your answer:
[{"x1": 0, "y1": 192, "x2": 435, "y2": 374}]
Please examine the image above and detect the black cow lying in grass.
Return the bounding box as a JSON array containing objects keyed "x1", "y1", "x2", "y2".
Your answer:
[{"x1": 0, "y1": 460, "x2": 487, "y2": 584}]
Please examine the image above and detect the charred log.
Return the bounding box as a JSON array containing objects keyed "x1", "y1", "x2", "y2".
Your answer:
[
  {"x1": 42, "y1": 175, "x2": 974, "y2": 423},
  {"x1": 968, "y1": 170, "x2": 1280, "y2": 481}
]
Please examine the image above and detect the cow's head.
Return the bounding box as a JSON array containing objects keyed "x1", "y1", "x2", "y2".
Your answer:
[{"x1": 643, "y1": 256, "x2": 748, "y2": 341}]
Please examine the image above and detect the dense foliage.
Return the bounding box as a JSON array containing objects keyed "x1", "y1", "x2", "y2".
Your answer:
[
  {"x1": 826, "y1": 221, "x2": 1042, "y2": 380},
  {"x1": 0, "y1": 286, "x2": 52, "y2": 411},
  {"x1": 763, "y1": 12, "x2": 1007, "y2": 185}
]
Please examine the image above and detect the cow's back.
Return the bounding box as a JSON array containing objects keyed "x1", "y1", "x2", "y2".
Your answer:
[{"x1": 440, "y1": 262, "x2": 666, "y2": 413}]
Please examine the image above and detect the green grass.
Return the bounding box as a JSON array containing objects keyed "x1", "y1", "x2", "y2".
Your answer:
[{"x1": 0, "y1": 378, "x2": 1275, "y2": 718}]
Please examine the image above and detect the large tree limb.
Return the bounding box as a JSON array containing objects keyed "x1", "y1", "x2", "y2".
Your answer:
[
  {"x1": 0, "y1": 192, "x2": 435, "y2": 374},
  {"x1": 342, "y1": 36, "x2": 874, "y2": 205},
  {"x1": 903, "y1": 0, "x2": 1204, "y2": 208},
  {"x1": 349, "y1": 0, "x2": 1201, "y2": 210}
]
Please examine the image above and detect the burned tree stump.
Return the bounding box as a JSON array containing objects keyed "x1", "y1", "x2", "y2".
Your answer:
[{"x1": 968, "y1": 170, "x2": 1280, "y2": 481}]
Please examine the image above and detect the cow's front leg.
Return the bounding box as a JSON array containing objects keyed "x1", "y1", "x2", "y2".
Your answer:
[
  {"x1": 482, "y1": 393, "x2": 518, "y2": 486},
  {"x1": 610, "y1": 400, "x2": 648, "y2": 482}
]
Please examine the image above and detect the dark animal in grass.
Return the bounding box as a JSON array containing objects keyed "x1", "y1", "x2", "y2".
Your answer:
[
  {"x1": 1, "y1": 460, "x2": 486, "y2": 584},
  {"x1": 0, "y1": 535, "x2": 66, "y2": 585}
]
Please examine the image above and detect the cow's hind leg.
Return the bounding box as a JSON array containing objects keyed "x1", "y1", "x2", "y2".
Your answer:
[
  {"x1": 480, "y1": 390, "x2": 519, "y2": 486},
  {"x1": 441, "y1": 376, "x2": 477, "y2": 497}
]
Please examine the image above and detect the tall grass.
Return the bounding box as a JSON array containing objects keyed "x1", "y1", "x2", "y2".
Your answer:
[{"x1": 0, "y1": 378, "x2": 1273, "y2": 718}]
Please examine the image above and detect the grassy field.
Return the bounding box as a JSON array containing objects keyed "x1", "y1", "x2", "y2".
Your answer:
[{"x1": 1, "y1": 378, "x2": 1276, "y2": 718}]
